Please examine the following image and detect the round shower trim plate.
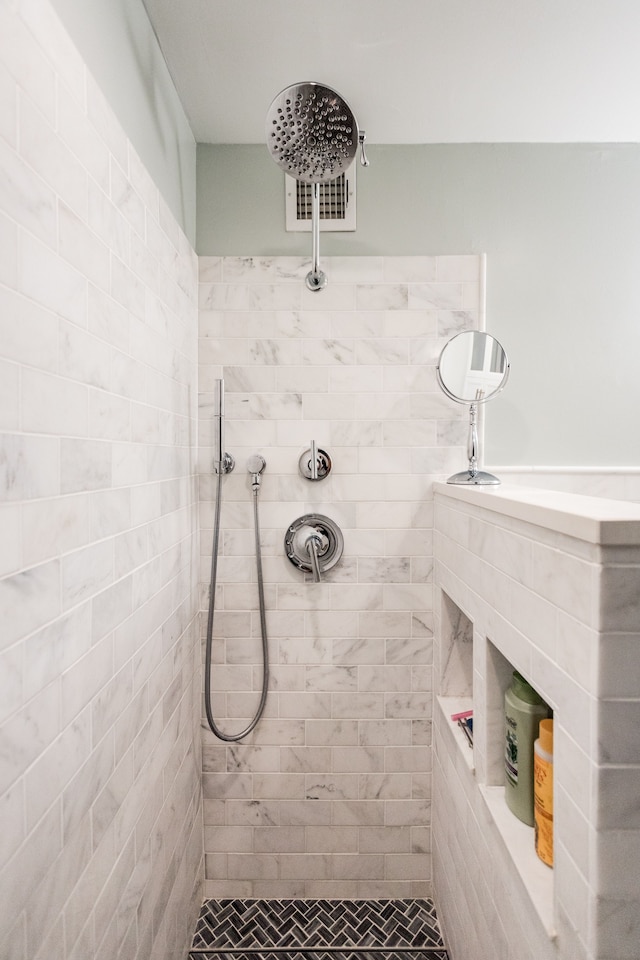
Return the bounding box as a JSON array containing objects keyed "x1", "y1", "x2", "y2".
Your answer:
[{"x1": 284, "y1": 513, "x2": 344, "y2": 575}]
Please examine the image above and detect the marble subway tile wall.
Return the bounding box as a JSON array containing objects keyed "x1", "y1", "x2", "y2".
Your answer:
[
  {"x1": 0, "y1": 3, "x2": 201, "y2": 959},
  {"x1": 198, "y1": 254, "x2": 481, "y2": 897}
]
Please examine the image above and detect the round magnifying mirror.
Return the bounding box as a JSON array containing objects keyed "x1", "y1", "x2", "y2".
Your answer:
[
  {"x1": 437, "y1": 330, "x2": 509, "y2": 404},
  {"x1": 436, "y1": 331, "x2": 510, "y2": 485}
]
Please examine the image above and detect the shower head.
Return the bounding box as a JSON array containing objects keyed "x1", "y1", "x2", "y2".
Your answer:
[
  {"x1": 265, "y1": 81, "x2": 359, "y2": 184},
  {"x1": 266, "y1": 81, "x2": 367, "y2": 291}
]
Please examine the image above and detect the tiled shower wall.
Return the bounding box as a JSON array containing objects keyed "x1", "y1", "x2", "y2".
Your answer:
[
  {"x1": 0, "y1": 3, "x2": 201, "y2": 959},
  {"x1": 198, "y1": 254, "x2": 481, "y2": 897}
]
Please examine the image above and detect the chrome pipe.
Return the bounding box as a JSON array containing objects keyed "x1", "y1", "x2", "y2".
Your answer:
[{"x1": 305, "y1": 184, "x2": 327, "y2": 292}]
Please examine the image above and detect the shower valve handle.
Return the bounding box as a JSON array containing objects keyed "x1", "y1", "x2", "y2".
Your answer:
[
  {"x1": 359, "y1": 131, "x2": 370, "y2": 167},
  {"x1": 285, "y1": 514, "x2": 344, "y2": 582},
  {"x1": 299, "y1": 442, "x2": 331, "y2": 481}
]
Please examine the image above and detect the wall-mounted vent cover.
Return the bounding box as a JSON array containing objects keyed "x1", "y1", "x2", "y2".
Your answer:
[{"x1": 285, "y1": 168, "x2": 356, "y2": 232}]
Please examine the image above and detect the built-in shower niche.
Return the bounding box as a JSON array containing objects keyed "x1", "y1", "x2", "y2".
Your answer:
[
  {"x1": 484, "y1": 638, "x2": 521, "y2": 786},
  {"x1": 435, "y1": 593, "x2": 555, "y2": 934},
  {"x1": 436, "y1": 592, "x2": 474, "y2": 764},
  {"x1": 480, "y1": 639, "x2": 555, "y2": 936},
  {"x1": 438, "y1": 592, "x2": 473, "y2": 695}
]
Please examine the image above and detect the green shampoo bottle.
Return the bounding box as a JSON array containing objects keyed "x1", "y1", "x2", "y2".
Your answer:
[{"x1": 504, "y1": 671, "x2": 550, "y2": 825}]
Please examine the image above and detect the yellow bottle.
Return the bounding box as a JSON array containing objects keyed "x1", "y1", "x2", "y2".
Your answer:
[{"x1": 533, "y1": 718, "x2": 554, "y2": 867}]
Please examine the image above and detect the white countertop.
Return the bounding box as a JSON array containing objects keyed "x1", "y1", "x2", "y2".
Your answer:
[{"x1": 433, "y1": 481, "x2": 640, "y2": 545}]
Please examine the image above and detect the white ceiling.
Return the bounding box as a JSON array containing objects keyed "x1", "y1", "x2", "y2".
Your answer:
[{"x1": 141, "y1": 0, "x2": 640, "y2": 145}]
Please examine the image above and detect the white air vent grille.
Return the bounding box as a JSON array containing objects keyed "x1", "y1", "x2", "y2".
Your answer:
[
  {"x1": 297, "y1": 175, "x2": 346, "y2": 219},
  {"x1": 285, "y1": 168, "x2": 356, "y2": 232}
]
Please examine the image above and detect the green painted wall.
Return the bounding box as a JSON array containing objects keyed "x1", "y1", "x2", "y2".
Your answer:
[
  {"x1": 51, "y1": 0, "x2": 196, "y2": 243},
  {"x1": 197, "y1": 143, "x2": 640, "y2": 466}
]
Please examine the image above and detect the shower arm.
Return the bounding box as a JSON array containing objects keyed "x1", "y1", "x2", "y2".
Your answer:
[{"x1": 306, "y1": 183, "x2": 327, "y2": 292}]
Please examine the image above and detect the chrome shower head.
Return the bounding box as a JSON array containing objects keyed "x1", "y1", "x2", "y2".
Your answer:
[
  {"x1": 266, "y1": 81, "x2": 359, "y2": 184},
  {"x1": 266, "y1": 81, "x2": 367, "y2": 291}
]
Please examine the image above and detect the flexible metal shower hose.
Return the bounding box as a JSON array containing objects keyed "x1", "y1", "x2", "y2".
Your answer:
[{"x1": 204, "y1": 473, "x2": 269, "y2": 741}]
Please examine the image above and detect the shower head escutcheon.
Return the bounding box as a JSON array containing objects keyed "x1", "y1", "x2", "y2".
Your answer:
[{"x1": 265, "y1": 81, "x2": 368, "y2": 291}]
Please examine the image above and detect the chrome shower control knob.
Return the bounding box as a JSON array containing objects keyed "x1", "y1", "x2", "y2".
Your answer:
[
  {"x1": 284, "y1": 514, "x2": 344, "y2": 581},
  {"x1": 299, "y1": 442, "x2": 331, "y2": 481}
]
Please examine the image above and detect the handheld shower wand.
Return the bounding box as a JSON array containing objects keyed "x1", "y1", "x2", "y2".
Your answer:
[
  {"x1": 212, "y1": 379, "x2": 234, "y2": 474},
  {"x1": 204, "y1": 445, "x2": 270, "y2": 741},
  {"x1": 204, "y1": 384, "x2": 269, "y2": 741}
]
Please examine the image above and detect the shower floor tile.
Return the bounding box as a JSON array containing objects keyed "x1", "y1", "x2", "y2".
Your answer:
[
  {"x1": 188, "y1": 953, "x2": 449, "y2": 960},
  {"x1": 189, "y1": 899, "x2": 448, "y2": 959}
]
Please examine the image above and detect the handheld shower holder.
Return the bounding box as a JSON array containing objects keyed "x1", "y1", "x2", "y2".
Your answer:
[
  {"x1": 214, "y1": 453, "x2": 235, "y2": 474},
  {"x1": 247, "y1": 453, "x2": 266, "y2": 490}
]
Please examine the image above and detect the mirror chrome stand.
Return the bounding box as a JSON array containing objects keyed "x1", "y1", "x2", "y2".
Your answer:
[
  {"x1": 447, "y1": 401, "x2": 500, "y2": 486},
  {"x1": 436, "y1": 331, "x2": 510, "y2": 486}
]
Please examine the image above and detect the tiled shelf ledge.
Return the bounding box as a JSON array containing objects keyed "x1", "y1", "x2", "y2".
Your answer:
[
  {"x1": 433, "y1": 480, "x2": 640, "y2": 545},
  {"x1": 479, "y1": 787, "x2": 555, "y2": 940},
  {"x1": 437, "y1": 696, "x2": 474, "y2": 772}
]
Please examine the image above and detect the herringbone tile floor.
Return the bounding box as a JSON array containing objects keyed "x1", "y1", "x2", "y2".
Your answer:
[{"x1": 189, "y1": 899, "x2": 449, "y2": 959}]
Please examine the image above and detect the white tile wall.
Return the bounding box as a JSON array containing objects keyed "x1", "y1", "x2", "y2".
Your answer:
[
  {"x1": 0, "y1": 3, "x2": 201, "y2": 958},
  {"x1": 198, "y1": 254, "x2": 481, "y2": 897},
  {"x1": 433, "y1": 484, "x2": 640, "y2": 960}
]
